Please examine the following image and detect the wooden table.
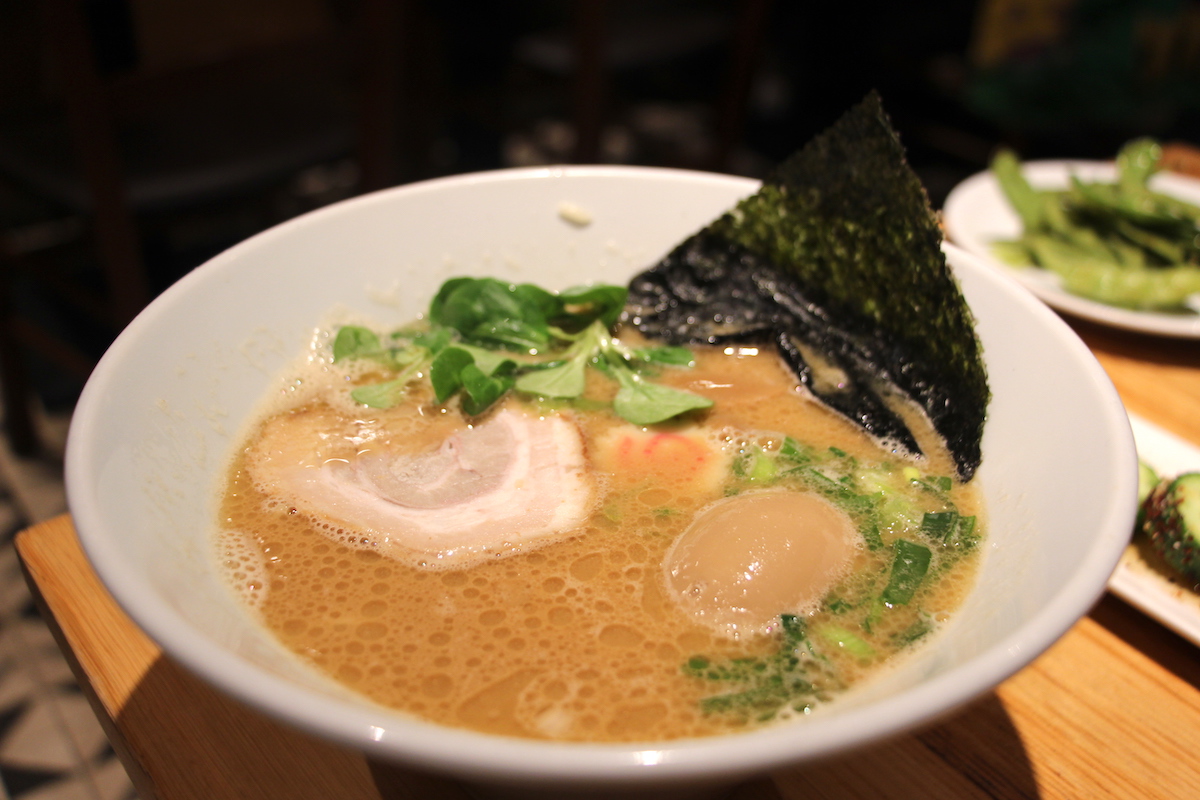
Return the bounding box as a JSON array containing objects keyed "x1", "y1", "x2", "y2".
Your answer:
[{"x1": 14, "y1": 315, "x2": 1200, "y2": 800}]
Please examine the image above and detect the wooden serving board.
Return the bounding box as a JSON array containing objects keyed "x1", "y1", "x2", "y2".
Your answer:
[{"x1": 15, "y1": 504, "x2": 1200, "y2": 800}]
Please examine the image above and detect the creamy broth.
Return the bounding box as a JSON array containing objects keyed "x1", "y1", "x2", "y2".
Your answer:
[{"x1": 218, "y1": 336, "x2": 984, "y2": 742}]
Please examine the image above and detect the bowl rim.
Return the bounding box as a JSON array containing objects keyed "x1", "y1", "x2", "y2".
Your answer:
[{"x1": 65, "y1": 164, "x2": 1138, "y2": 787}]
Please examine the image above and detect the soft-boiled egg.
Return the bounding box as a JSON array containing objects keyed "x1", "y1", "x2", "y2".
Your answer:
[{"x1": 663, "y1": 491, "x2": 858, "y2": 637}]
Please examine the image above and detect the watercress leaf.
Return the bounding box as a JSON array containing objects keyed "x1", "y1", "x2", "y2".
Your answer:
[
  {"x1": 460, "y1": 365, "x2": 513, "y2": 416},
  {"x1": 430, "y1": 278, "x2": 561, "y2": 350},
  {"x1": 469, "y1": 317, "x2": 550, "y2": 351},
  {"x1": 573, "y1": 318, "x2": 610, "y2": 350},
  {"x1": 633, "y1": 346, "x2": 696, "y2": 367},
  {"x1": 515, "y1": 358, "x2": 588, "y2": 398},
  {"x1": 429, "y1": 276, "x2": 477, "y2": 320},
  {"x1": 557, "y1": 284, "x2": 628, "y2": 328},
  {"x1": 407, "y1": 327, "x2": 454, "y2": 355},
  {"x1": 613, "y1": 378, "x2": 713, "y2": 425},
  {"x1": 453, "y1": 342, "x2": 518, "y2": 377},
  {"x1": 468, "y1": 278, "x2": 528, "y2": 321},
  {"x1": 590, "y1": 356, "x2": 616, "y2": 378},
  {"x1": 333, "y1": 326, "x2": 382, "y2": 361},
  {"x1": 388, "y1": 322, "x2": 426, "y2": 338},
  {"x1": 512, "y1": 283, "x2": 562, "y2": 320},
  {"x1": 430, "y1": 278, "x2": 526, "y2": 336},
  {"x1": 429, "y1": 346, "x2": 475, "y2": 403},
  {"x1": 386, "y1": 345, "x2": 425, "y2": 369},
  {"x1": 350, "y1": 378, "x2": 409, "y2": 409}
]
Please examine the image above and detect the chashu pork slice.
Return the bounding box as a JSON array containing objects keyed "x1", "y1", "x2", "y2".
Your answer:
[{"x1": 247, "y1": 406, "x2": 594, "y2": 568}]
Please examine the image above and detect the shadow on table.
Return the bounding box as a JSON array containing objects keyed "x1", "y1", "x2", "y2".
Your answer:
[
  {"x1": 766, "y1": 693, "x2": 1038, "y2": 799},
  {"x1": 1092, "y1": 592, "x2": 1200, "y2": 693}
]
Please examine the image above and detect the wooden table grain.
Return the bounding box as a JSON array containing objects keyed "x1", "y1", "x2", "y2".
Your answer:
[{"x1": 16, "y1": 310, "x2": 1200, "y2": 800}]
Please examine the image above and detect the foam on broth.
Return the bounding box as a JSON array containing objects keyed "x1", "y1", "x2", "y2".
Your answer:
[{"x1": 217, "y1": 334, "x2": 984, "y2": 742}]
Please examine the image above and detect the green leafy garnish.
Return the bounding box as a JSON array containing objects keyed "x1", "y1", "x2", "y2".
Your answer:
[
  {"x1": 514, "y1": 358, "x2": 588, "y2": 398},
  {"x1": 610, "y1": 367, "x2": 714, "y2": 425},
  {"x1": 332, "y1": 326, "x2": 384, "y2": 362},
  {"x1": 892, "y1": 617, "x2": 933, "y2": 647},
  {"x1": 336, "y1": 325, "x2": 442, "y2": 408},
  {"x1": 333, "y1": 278, "x2": 711, "y2": 425},
  {"x1": 350, "y1": 377, "x2": 411, "y2": 409},
  {"x1": 632, "y1": 346, "x2": 696, "y2": 367},
  {"x1": 683, "y1": 615, "x2": 836, "y2": 720},
  {"x1": 881, "y1": 539, "x2": 932, "y2": 606},
  {"x1": 813, "y1": 623, "x2": 875, "y2": 661},
  {"x1": 429, "y1": 277, "x2": 627, "y2": 349},
  {"x1": 919, "y1": 510, "x2": 958, "y2": 542}
]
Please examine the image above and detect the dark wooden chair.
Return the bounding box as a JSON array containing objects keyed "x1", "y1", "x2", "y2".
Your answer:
[
  {"x1": 0, "y1": 0, "x2": 407, "y2": 454},
  {"x1": 568, "y1": 0, "x2": 774, "y2": 167}
]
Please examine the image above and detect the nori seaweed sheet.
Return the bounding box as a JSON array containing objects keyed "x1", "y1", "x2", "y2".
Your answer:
[{"x1": 624, "y1": 92, "x2": 989, "y2": 481}]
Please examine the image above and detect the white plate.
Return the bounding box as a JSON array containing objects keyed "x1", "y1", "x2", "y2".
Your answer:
[
  {"x1": 1111, "y1": 414, "x2": 1200, "y2": 645},
  {"x1": 942, "y1": 160, "x2": 1200, "y2": 338}
]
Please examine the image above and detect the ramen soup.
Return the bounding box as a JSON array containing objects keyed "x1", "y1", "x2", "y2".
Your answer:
[{"x1": 218, "y1": 316, "x2": 985, "y2": 743}]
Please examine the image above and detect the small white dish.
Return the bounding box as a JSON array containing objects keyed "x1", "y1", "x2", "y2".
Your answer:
[
  {"x1": 943, "y1": 160, "x2": 1200, "y2": 338},
  {"x1": 1110, "y1": 414, "x2": 1200, "y2": 645}
]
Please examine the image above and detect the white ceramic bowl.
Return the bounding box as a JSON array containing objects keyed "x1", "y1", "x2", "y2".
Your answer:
[{"x1": 65, "y1": 166, "x2": 1137, "y2": 798}]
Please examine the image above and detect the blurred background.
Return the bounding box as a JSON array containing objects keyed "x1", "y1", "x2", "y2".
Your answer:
[
  {"x1": 0, "y1": 2, "x2": 1198, "y2": 798},
  {"x1": 3, "y1": 0, "x2": 1200, "y2": 442}
]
